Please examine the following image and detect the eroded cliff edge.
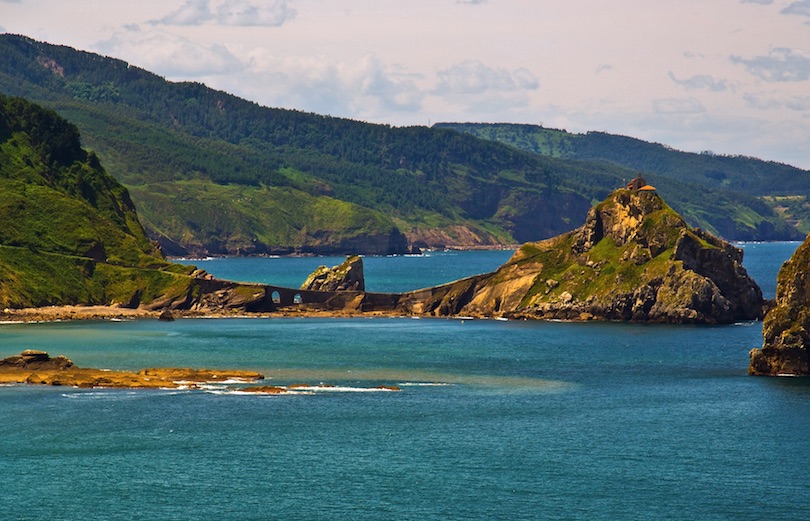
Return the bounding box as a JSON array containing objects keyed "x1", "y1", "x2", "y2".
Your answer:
[
  {"x1": 749, "y1": 235, "x2": 810, "y2": 375},
  {"x1": 401, "y1": 187, "x2": 765, "y2": 324}
]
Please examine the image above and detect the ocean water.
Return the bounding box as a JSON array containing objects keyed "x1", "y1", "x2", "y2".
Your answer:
[
  {"x1": 174, "y1": 249, "x2": 516, "y2": 293},
  {"x1": 2, "y1": 243, "x2": 809, "y2": 521}
]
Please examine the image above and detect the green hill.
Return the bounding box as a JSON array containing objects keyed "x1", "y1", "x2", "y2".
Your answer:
[
  {"x1": 435, "y1": 122, "x2": 809, "y2": 237},
  {"x1": 0, "y1": 94, "x2": 198, "y2": 308},
  {"x1": 0, "y1": 34, "x2": 799, "y2": 253}
]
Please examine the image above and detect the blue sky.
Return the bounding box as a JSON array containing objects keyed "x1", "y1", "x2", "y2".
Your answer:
[{"x1": 3, "y1": 0, "x2": 810, "y2": 168}]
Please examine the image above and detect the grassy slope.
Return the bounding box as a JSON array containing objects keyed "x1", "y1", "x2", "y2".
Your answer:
[
  {"x1": 512, "y1": 203, "x2": 684, "y2": 306},
  {"x1": 128, "y1": 180, "x2": 407, "y2": 255},
  {"x1": 0, "y1": 94, "x2": 196, "y2": 308},
  {"x1": 0, "y1": 34, "x2": 649, "y2": 252}
]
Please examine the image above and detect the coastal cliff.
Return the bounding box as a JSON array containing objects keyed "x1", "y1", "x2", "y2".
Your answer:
[
  {"x1": 402, "y1": 184, "x2": 764, "y2": 324},
  {"x1": 749, "y1": 234, "x2": 810, "y2": 375}
]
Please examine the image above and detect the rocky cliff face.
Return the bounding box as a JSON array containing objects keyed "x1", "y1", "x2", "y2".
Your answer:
[
  {"x1": 749, "y1": 235, "x2": 810, "y2": 375},
  {"x1": 301, "y1": 255, "x2": 365, "y2": 292},
  {"x1": 406, "y1": 189, "x2": 764, "y2": 324}
]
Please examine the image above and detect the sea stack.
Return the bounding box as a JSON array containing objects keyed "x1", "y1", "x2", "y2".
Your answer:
[
  {"x1": 403, "y1": 180, "x2": 765, "y2": 323},
  {"x1": 749, "y1": 234, "x2": 810, "y2": 375},
  {"x1": 301, "y1": 255, "x2": 365, "y2": 292}
]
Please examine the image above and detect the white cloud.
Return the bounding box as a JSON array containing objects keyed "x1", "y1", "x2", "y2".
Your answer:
[
  {"x1": 97, "y1": 26, "x2": 244, "y2": 77},
  {"x1": 153, "y1": 0, "x2": 211, "y2": 25},
  {"x1": 429, "y1": 61, "x2": 540, "y2": 116},
  {"x1": 731, "y1": 48, "x2": 810, "y2": 82},
  {"x1": 652, "y1": 97, "x2": 706, "y2": 114},
  {"x1": 740, "y1": 0, "x2": 774, "y2": 4},
  {"x1": 513, "y1": 68, "x2": 540, "y2": 90},
  {"x1": 153, "y1": 0, "x2": 295, "y2": 27},
  {"x1": 354, "y1": 56, "x2": 424, "y2": 113},
  {"x1": 435, "y1": 61, "x2": 537, "y2": 94},
  {"x1": 216, "y1": 0, "x2": 295, "y2": 26},
  {"x1": 668, "y1": 72, "x2": 731, "y2": 92},
  {"x1": 218, "y1": 52, "x2": 424, "y2": 119},
  {"x1": 744, "y1": 90, "x2": 810, "y2": 110},
  {"x1": 782, "y1": 0, "x2": 810, "y2": 16}
]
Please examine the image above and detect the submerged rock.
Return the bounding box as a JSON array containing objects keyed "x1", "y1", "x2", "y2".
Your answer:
[
  {"x1": 404, "y1": 187, "x2": 764, "y2": 324},
  {"x1": 750, "y1": 235, "x2": 810, "y2": 376},
  {"x1": 301, "y1": 255, "x2": 365, "y2": 292}
]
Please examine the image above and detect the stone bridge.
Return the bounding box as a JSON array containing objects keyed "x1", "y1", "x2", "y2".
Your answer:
[
  {"x1": 191, "y1": 273, "x2": 495, "y2": 315},
  {"x1": 194, "y1": 278, "x2": 403, "y2": 313}
]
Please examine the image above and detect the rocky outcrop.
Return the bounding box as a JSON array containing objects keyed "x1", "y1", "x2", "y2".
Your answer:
[
  {"x1": 749, "y1": 234, "x2": 810, "y2": 375},
  {"x1": 0, "y1": 350, "x2": 74, "y2": 371},
  {"x1": 404, "y1": 188, "x2": 764, "y2": 324},
  {"x1": 301, "y1": 255, "x2": 365, "y2": 292},
  {"x1": 0, "y1": 350, "x2": 264, "y2": 388}
]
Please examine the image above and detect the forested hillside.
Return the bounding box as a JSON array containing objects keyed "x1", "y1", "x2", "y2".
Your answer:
[
  {"x1": 0, "y1": 95, "x2": 198, "y2": 307},
  {"x1": 436, "y1": 122, "x2": 810, "y2": 236},
  {"x1": 0, "y1": 34, "x2": 799, "y2": 254}
]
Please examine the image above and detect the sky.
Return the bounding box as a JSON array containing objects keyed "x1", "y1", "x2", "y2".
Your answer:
[{"x1": 2, "y1": 0, "x2": 810, "y2": 168}]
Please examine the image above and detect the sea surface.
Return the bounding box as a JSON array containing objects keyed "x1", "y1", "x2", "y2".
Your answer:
[{"x1": 2, "y1": 243, "x2": 809, "y2": 521}]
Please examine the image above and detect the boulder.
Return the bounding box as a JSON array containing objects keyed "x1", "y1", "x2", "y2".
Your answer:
[
  {"x1": 0, "y1": 350, "x2": 74, "y2": 371},
  {"x1": 301, "y1": 255, "x2": 365, "y2": 292}
]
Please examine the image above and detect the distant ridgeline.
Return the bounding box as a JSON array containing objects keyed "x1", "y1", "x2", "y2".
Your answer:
[
  {"x1": 435, "y1": 122, "x2": 810, "y2": 241},
  {"x1": 0, "y1": 94, "x2": 199, "y2": 308},
  {"x1": 0, "y1": 34, "x2": 800, "y2": 258}
]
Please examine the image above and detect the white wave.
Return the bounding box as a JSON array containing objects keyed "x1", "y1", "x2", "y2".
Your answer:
[
  {"x1": 398, "y1": 382, "x2": 453, "y2": 387},
  {"x1": 286, "y1": 385, "x2": 399, "y2": 393}
]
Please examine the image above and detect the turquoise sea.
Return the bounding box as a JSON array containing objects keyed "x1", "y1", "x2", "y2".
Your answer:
[{"x1": 2, "y1": 243, "x2": 809, "y2": 520}]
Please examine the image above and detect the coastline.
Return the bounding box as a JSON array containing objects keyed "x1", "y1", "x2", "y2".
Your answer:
[{"x1": 0, "y1": 304, "x2": 396, "y2": 323}]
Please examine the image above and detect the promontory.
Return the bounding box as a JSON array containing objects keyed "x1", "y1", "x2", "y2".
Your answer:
[{"x1": 398, "y1": 179, "x2": 765, "y2": 324}]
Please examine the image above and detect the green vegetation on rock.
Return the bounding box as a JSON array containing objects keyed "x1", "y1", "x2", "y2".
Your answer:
[
  {"x1": 0, "y1": 94, "x2": 197, "y2": 308},
  {"x1": 408, "y1": 185, "x2": 765, "y2": 324}
]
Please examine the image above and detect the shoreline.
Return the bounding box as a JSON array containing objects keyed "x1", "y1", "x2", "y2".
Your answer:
[
  {"x1": 0, "y1": 304, "x2": 401, "y2": 324},
  {"x1": 166, "y1": 244, "x2": 521, "y2": 261}
]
